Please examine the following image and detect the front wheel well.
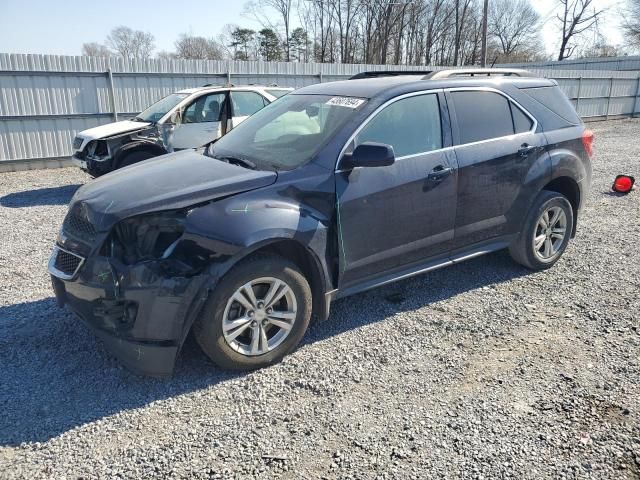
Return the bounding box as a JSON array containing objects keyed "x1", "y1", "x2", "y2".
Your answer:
[
  {"x1": 541, "y1": 177, "x2": 580, "y2": 237},
  {"x1": 242, "y1": 240, "x2": 329, "y2": 323},
  {"x1": 114, "y1": 142, "x2": 166, "y2": 167}
]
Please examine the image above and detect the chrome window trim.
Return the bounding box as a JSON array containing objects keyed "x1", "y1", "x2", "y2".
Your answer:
[
  {"x1": 335, "y1": 86, "x2": 539, "y2": 172},
  {"x1": 335, "y1": 88, "x2": 444, "y2": 172},
  {"x1": 48, "y1": 245, "x2": 85, "y2": 281}
]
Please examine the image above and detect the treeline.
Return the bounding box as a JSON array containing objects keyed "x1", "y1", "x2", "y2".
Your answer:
[{"x1": 82, "y1": 0, "x2": 633, "y2": 66}]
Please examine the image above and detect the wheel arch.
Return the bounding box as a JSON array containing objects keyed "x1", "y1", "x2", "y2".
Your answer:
[
  {"x1": 541, "y1": 176, "x2": 580, "y2": 237},
  {"x1": 113, "y1": 141, "x2": 166, "y2": 168},
  {"x1": 222, "y1": 238, "x2": 332, "y2": 323}
]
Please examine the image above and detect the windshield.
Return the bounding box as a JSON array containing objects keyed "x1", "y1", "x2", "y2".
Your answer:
[
  {"x1": 208, "y1": 94, "x2": 367, "y2": 171},
  {"x1": 135, "y1": 93, "x2": 188, "y2": 123}
]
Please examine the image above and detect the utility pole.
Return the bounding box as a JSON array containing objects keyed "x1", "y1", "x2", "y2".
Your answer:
[{"x1": 481, "y1": 0, "x2": 489, "y2": 67}]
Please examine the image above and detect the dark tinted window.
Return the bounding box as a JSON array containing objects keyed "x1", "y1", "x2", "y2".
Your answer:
[
  {"x1": 510, "y1": 102, "x2": 534, "y2": 133},
  {"x1": 355, "y1": 94, "x2": 442, "y2": 157},
  {"x1": 451, "y1": 91, "x2": 514, "y2": 144},
  {"x1": 520, "y1": 86, "x2": 580, "y2": 124}
]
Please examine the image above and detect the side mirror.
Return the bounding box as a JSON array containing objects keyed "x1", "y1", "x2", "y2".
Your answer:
[{"x1": 341, "y1": 142, "x2": 395, "y2": 170}]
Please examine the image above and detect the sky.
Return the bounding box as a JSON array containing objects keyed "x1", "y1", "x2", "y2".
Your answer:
[{"x1": 0, "y1": 0, "x2": 629, "y2": 59}]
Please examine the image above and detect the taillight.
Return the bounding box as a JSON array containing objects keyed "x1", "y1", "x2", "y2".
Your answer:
[
  {"x1": 612, "y1": 175, "x2": 635, "y2": 194},
  {"x1": 582, "y1": 129, "x2": 594, "y2": 157}
]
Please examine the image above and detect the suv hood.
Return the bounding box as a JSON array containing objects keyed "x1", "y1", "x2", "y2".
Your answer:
[
  {"x1": 70, "y1": 150, "x2": 277, "y2": 232},
  {"x1": 78, "y1": 120, "x2": 152, "y2": 141}
]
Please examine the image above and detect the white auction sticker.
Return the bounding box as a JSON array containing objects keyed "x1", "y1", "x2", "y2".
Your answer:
[{"x1": 326, "y1": 97, "x2": 365, "y2": 108}]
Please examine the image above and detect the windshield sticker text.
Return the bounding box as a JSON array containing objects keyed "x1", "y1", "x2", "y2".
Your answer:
[{"x1": 326, "y1": 97, "x2": 365, "y2": 109}]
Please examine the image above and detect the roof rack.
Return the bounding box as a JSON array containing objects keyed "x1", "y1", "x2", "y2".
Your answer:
[
  {"x1": 425, "y1": 68, "x2": 533, "y2": 79},
  {"x1": 349, "y1": 70, "x2": 433, "y2": 80},
  {"x1": 348, "y1": 68, "x2": 534, "y2": 81}
]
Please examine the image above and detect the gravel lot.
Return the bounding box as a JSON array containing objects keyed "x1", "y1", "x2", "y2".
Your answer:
[{"x1": 1, "y1": 119, "x2": 639, "y2": 479}]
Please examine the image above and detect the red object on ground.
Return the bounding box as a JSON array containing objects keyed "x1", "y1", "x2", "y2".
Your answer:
[
  {"x1": 612, "y1": 175, "x2": 635, "y2": 193},
  {"x1": 582, "y1": 129, "x2": 594, "y2": 157}
]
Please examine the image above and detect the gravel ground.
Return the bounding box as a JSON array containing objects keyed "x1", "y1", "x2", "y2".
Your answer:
[{"x1": 1, "y1": 119, "x2": 639, "y2": 479}]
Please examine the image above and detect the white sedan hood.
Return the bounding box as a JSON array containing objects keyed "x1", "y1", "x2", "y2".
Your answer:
[{"x1": 78, "y1": 120, "x2": 152, "y2": 141}]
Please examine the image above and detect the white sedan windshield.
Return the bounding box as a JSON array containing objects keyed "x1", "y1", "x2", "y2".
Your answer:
[{"x1": 135, "y1": 93, "x2": 188, "y2": 123}]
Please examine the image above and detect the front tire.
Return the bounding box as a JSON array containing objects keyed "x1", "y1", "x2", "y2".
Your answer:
[
  {"x1": 509, "y1": 190, "x2": 574, "y2": 270},
  {"x1": 194, "y1": 255, "x2": 312, "y2": 370}
]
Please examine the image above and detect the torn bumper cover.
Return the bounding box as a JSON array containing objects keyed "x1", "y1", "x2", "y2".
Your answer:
[{"x1": 49, "y1": 254, "x2": 210, "y2": 377}]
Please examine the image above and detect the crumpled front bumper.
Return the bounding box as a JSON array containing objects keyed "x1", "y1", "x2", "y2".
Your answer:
[
  {"x1": 71, "y1": 154, "x2": 115, "y2": 176},
  {"x1": 49, "y1": 254, "x2": 210, "y2": 377}
]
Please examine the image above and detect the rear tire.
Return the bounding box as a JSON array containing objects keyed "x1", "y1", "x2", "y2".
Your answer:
[
  {"x1": 509, "y1": 190, "x2": 574, "y2": 270},
  {"x1": 194, "y1": 254, "x2": 312, "y2": 370}
]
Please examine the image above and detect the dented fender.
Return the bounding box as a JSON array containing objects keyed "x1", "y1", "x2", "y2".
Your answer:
[{"x1": 181, "y1": 184, "x2": 334, "y2": 292}]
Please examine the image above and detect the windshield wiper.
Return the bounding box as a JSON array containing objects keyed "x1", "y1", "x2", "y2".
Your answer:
[
  {"x1": 214, "y1": 156, "x2": 257, "y2": 170},
  {"x1": 132, "y1": 116, "x2": 146, "y2": 122}
]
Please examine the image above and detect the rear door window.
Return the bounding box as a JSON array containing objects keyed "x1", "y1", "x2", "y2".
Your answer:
[
  {"x1": 355, "y1": 94, "x2": 442, "y2": 157},
  {"x1": 231, "y1": 91, "x2": 268, "y2": 117},
  {"x1": 451, "y1": 91, "x2": 515, "y2": 144}
]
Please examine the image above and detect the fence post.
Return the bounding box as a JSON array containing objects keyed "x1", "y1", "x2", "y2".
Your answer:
[
  {"x1": 227, "y1": 60, "x2": 232, "y2": 85},
  {"x1": 106, "y1": 68, "x2": 118, "y2": 122},
  {"x1": 605, "y1": 76, "x2": 613, "y2": 120},
  {"x1": 575, "y1": 77, "x2": 583, "y2": 116},
  {"x1": 633, "y1": 75, "x2": 640, "y2": 119},
  {"x1": 318, "y1": 71, "x2": 323, "y2": 83}
]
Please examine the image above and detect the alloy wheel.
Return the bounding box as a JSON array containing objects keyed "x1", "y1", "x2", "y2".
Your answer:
[
  {"x1": 532, "y1": 205, "x2": 567, "y2": 261},
  {"x1": 222, "y1": 277, "x2": 298, "y2": 356}
]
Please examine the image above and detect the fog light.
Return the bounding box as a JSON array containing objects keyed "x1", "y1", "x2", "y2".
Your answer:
[{"x1": 612, "y1": 175, "x2": 635, "y2": 194}]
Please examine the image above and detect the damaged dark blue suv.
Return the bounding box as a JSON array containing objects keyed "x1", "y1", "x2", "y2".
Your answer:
[{"x1": 49, "y1": 69, "x2": 593, "y2": 376}]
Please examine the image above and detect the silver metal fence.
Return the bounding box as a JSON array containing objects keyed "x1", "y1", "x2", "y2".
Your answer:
[
  {"x1": 503, "y1": 55, "x2": 640, "y2": 72},
  {"x1": 1, "y1": 53, "x2": 639, "y2": 169}
]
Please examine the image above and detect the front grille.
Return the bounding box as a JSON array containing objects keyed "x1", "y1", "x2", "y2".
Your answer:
[
  {"x1": 49, "y1": 246, "x2": 85, "y2": 280},
  {"x1": 73, "y1": 136, "x2": 83, "y2": 150},
  {"x1": 63, "y1": 206, "x2": 96, "y2": 240}
]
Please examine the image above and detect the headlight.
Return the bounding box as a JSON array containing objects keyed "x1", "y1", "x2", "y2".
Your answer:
[{"x1": 107, "y1": 211, "x2": 186, "y2": 265}]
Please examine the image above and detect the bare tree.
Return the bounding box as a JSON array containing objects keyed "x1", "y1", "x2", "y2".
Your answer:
[
  {"x1": 489, "y1": 0, "x2": 541, "y2": 60},
  {"x1": 622, "y1": 0, "x2": 640, "y2": 50},
  {"x1": 246, "y1": 0, "x2": 293, "y2": 61},
  {"x1": 106, "y1": 26, "x2": 155, "y2": 60},
  {"x1": 453, "y1": 0, "x2": 474, "y2": 66},
  {"x1": 187, "y1": 0, "x2": 545, "y2": 66},
  {"x1": 555, "y1": 0, "x2": 605, "y2": 61},
  {"x1": 81, "y1": 42, "x2": 112, "y2": 57},
  {"x1": 174, "y1": 34, "x2": 224, "y2": 60}
]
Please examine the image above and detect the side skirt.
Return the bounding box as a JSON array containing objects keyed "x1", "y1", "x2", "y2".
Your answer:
[{"x1": 334, "y1": 236, "x2": 515, "y2": 301}]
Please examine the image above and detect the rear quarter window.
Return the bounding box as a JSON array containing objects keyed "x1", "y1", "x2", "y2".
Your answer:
[
  {"x1": 520, "y1": 86, "x2": 581, "y2": 125},
  {"x1": 510, "y1": 102, "x2": 534, "y2": 133}
]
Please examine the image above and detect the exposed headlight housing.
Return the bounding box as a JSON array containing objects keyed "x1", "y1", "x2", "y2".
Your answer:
[{"x1": 107, "y1": 211, "x2": 187, "y2": 265}]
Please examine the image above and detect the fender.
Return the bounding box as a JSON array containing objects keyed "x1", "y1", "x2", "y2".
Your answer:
[
  {"x1": 544, "y1": 125, "x2": 591, "y2": 196},
  {"x1": 182, "y1": 191, "x2": 333, "y2": 289},
  {"x1": 503, "y1": 143, "x2": 552, "y2": 236}
]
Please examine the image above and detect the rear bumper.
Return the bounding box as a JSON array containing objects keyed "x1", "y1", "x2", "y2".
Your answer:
[{"x1": 49, "y1": 255, "x2": 210, "y2": 377}]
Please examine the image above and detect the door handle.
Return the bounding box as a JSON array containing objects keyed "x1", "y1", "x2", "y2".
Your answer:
[
  {"x1": 427, "y1": 165, "x2": 453, "y2": 181},
  {"x1": 518, "y1": 143, "x2": 537, "y2": 157}
]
